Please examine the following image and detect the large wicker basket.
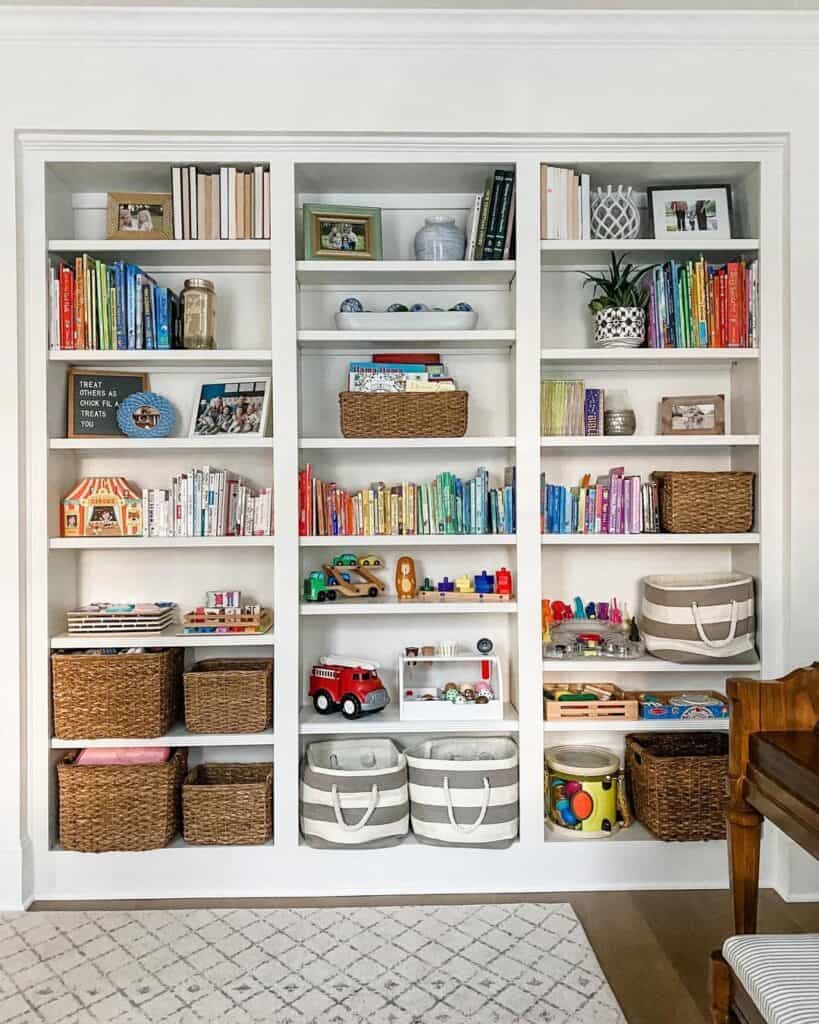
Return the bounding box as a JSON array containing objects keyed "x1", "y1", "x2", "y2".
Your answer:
[
  {"x1": 58, "y1": 749, "x2": 186, "y2": 852},
  {"x1": 625, "y1": 732, "x2": 728, "y2": 841},
  {"x1": 183, "y1": 763, "x2": 273, "y2": 845},
  {"x1": 653, "y1": 471, "x2": 754, "y2": 534},
  {"x1": 51, "y1": 648, "x2": 182, "y2": 739},
  {"x1": 183, "y1": 658, "x2": 273, "y2": 734},
  {"x1": 339, "y1": 391, "x2": 468, "y2": 439}
]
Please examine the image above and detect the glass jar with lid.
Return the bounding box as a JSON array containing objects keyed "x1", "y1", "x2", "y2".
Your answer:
[{"x1": 181, "y1": 278, "x2": 216, "y2": 350}]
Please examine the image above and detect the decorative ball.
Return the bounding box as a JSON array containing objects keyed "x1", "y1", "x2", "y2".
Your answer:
[
  {"x1": 410, "y1": 303, "x2": 429, "y2": 312},
  {"x1": 339, "y1": 297, "x2": 364, "y2": 313},
  {"x1": 449, "y1": 302, "x2": 473, "y2": 312},
  {"x1": 591, "y1": 185, "x2": 641, "y2": 240},
  {"x1": 386, "y1": 303, "x2": 409, "y2": 312},
  {"x1": 117, "y1": 391, "x2": 175, "y2": 439}
]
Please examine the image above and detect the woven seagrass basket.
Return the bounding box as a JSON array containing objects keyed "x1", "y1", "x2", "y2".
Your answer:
[
  {"x1": 339, "y1": 391, "x2": 468, "y2": 439},
  {"x1": 653, "y1": 471, "x2": 754, "y2": 534},
  {"x1": 183, "y1": 658, "x2": 273, "y2": 734},
  {"x1": 625, "y1": 732, "x2": 728, "y2": 841},
  {"x1": 58, "y1": 749, "x2": 186, "y2": 852},
  {"x1": 51, "y1": 648, "x2": 182, "y2": 739},
  {"x1": 183, "y1": 763, "x2": 273, "y2": 845}
]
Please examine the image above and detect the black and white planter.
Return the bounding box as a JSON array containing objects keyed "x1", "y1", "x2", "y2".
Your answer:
[{"x1": 593, "y1": 306, "x2": 646, "y2": 348}]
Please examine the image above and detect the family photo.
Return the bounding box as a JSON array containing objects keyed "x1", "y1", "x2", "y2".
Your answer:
[{"x1": 190, "y1": 379, "x2": 270, "y2": 437}]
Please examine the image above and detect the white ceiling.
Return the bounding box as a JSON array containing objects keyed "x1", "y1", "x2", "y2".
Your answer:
[{"x1": 0, "y1": 0, "x2": 816, "y2": 9}]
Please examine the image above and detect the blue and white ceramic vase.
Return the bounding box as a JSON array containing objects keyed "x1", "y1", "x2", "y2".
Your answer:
[{"x1": 414, "y1": 216, "x2": 466, "y2": 261}]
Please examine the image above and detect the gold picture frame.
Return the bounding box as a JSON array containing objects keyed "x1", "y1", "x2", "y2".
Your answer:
[
  {"x1": 659, "y1": 394, "x2": 726, "y2": 436},
  {"x1": 303, "y1": 203, "x2": 382, "y2": 260},
  {"x1": 106, "y1": 192, "x2": 173, "y2": 241}
]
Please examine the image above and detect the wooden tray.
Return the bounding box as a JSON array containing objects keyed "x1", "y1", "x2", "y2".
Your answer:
[
  {"x1": 543, "y1": 683, "x2": 639, "y2": 722},
  {"x1": 181, "y1": 608, "x2": 272, "y2": 635},
  {"x1": 414, "y1": 591, "x2": 513, "y2": 603}
]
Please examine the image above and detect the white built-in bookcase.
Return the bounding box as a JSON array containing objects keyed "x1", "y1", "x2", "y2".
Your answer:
[{"x1": 20, "y1": 135, "x2": 785, "y2": 900}]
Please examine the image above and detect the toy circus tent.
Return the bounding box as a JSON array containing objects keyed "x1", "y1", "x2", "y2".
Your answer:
[{"x1": 61, "y1": 476, "x2": 143, "y2": 537}]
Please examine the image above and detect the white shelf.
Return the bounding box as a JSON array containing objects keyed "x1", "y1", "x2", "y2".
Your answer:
[
  {"x1": 540, "y1": 238, "x2": 759, "y2": 259},
  {"x1": 540, "y1": 434, "x2": 759, "y2": 449},
  {"x1": 298, "y1": 330, "x2": 515, "y2": 351},
  {"x1": 51, "y1": 725, "x2": 275, "y2": 749},
  {"x1": 299, "y1": 701, "x2": 519, "y2": 734},
  {"x1": 544, "y1": 822, "x2": 662, "y2": 844},
  {"x1": 540, "y1": 533, "x2": 759, "y2": 546},
  {"x1": 540, "y1": 347, "x2": 758, "y2": 365},
  {"x1": 50, "y1": 626, "x2": 273, "y2": 649},
  {"x1": 300, "y1": 436, "x2": 515, "y2": 450},
  {"x1": 50, "y1": 535, "x2": 274, "y2": 550},
  {"x1": 300, "y1": 534, "x2": 516, "y2": 547},
  {"x1": 542, "y1": 657, "x2": 760, "y2": 673},
  {"x1": 542, "y1": 717, "x2": 729, "y2": 732},
  {"x1": 296, "y1": 260, "x2": 516, "y2": 286},
  {"x1": 48, "y1": 349, "x2": 272, "y2": 367},
  {"x1": 50, "y1": 437, "x2": 273, "y2": 452},
  {"x1": 301, "y1": 597, "x2": 517, "y2": 615},
  {"x1": 49, "y1": 239, "x2": 272, "y2": 254}
]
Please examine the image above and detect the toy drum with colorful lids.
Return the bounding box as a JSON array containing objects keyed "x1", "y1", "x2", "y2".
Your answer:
[{"x1": 545, "y1": 745, "x2": 621, "y2": 838}]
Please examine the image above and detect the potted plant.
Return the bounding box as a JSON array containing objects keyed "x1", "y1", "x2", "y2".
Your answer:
[{"x1": 580, "y1": 252, "x2": 650, "y2": 348}]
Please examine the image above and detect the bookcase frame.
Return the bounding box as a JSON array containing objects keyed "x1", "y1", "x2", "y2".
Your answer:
[{"x1": 19, "y1": 131, "x2": 786, "y2": 900}]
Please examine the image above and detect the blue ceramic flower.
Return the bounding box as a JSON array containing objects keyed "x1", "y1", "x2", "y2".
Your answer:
[
  {"x1": 386, "y1": 303, "x2": 409, "y2": 312},
  {"x1": 339, "y1": 297, "x2": 364, "y2": 313},
  {"x1": 449, "y1": 302, "x2": 473, "y2": 312},
  {"x1": 117, "y1": 391, "x2": 176, "y2": 439},
  {"x1": 410, "y1": 303, "x2": 430, "y2": 312}
]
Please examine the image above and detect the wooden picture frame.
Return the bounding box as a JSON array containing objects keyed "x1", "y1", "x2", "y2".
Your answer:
[
  {"x1": 303, "y1": 203, "x2": 382, "y2": 260},
  {"x1": 659, "y1": 394, "x2": 726, "y2": 436},
  {"x1": 106, "y1": 191, "x2": 173, "y2": 241},
  {"x1": 188, "y1": 378, "x2": 271, "y2": 438},
  {"x1": 646, "y1": 184, "x2": 733, "y2": 240},
  {"x1": 67, "y1": 369, "x2": 149, "y2": 438}
]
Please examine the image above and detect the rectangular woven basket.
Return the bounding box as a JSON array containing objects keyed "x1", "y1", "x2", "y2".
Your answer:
[
  {"x1": 625, "y1": 732, "x2": 728, "y2": 841},
  {"x1": 339, "y1": 391, "x2": 468, "y2": 438},
  {"x1": 51, "y1": 648, "x2": 182, "y2": 739},
  {"x1": 183, "y1": 763, "x2": 273, "y2": 845},
  {"x1": 58, "y1": 749, "x2": 187, "y2": 852},
  {"x1": 183, "y1": 658, "x2": 273, "y2": 733},
  {"x1": 653, "y1": 471, "x2": 754, "y2": 533}
]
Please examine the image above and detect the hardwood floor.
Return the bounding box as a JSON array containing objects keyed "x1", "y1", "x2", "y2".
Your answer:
[{"x1": 31, "y1": 889, "x2": 819, "y2": 1023}]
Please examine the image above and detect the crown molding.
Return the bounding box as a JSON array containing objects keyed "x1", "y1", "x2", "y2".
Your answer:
[{"x1": 3, "y1": 6, "x2": 819, "y2": 49}]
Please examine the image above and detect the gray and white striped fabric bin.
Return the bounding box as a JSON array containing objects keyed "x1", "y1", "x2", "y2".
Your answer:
[
  {"x1": 405, "y1": 737, "x2": 518, "y2": 848},
  {"x1": 723, "y1": 933, "x2": 819, "y2": 1024},
  {"x1": 300, "y1": 739, "x2": 409, "y2": 848},
  {"x1": 640, "y1": 572, "x2": 756, "y2": 664}
]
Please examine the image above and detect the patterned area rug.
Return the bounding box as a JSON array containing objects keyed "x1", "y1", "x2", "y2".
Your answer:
[{"x1": 0, "y1": 903, "x2": 625, "y2": 1023}]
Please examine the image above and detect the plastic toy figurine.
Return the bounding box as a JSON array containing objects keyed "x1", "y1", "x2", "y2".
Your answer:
[
  {"x1": 573, "y1": 597, "x2": 587, "y2": 620},
  {"x1": 395, "y1": 556, "x2": 417, "y2": 600},
  {"x1": 443, "y1": 683, "x2": 460, "y2": 702},
  {"x1": 551, "y1": 600, "x2": 573, "y2": 623},
  {"x1": 609, "y1": 598, "x2": 623, "y2": 627},
  {"x1": 474, "y1": 571, "x2": 494, "y2": 594},
  {"x1": 309, "y1": 656, "x2": 389, "y2": 719},
  {"x1": 585, "y1": 602, "x2": 597, "y2": 620},
  {"x1": 462, "y1": 686, "x2": 475, "y2": 702},
  {"x1": 597, "y1": 601, "x2": 609, "y2": 622},
  {"x1": 474, "y1": 682, "x2": 495, "y2": 704},
  {"x1": 454, "y1": 574, "x2": 474, "y2": 594},
  {"x1": 495, "y1": 567, "x2": 513, "y2": 596}
]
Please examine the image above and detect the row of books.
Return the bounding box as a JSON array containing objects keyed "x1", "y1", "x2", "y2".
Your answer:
[
  {"x1": 299, "y1": 465, "x2": 516, "y2": 536},
  {"x1": 646, "y1": 258, "x2": 758, "y2": 348},
  {"x1": 541, "y1": 469, "x2": 661, "y2": 535},
  {"x1": 541, "y1": 381, "x2": 604, "y2": 437},
  {"x1": 171, "y1": 165, "x2": 271, "y2": 241},
  {"x1": 464, "y1": 169, "x2": 516, "y2": 260},
  {"x1": 141, "y1": 467, "x2": 273, "y2": 537},
  {"x1": 348, "y1": 353, "x2": 455, "y2": 393},
  {"x1": 49, "y1": 256, "x2": 179, "y2": 351},
  {"x1": 539, "y1": 165, "x2": 592, "y2": 241}
]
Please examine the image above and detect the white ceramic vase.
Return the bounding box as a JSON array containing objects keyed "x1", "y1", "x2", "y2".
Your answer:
[{"x1": 594, "y1": 306, "x2": 646, "y2": 348}]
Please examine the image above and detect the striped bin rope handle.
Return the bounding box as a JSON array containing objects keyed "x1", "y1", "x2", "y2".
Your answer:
[
  {"x1": 331, "y1": 783, "x2": 379, "y2": 832},
  {"x1": 443, "y1": 776, "x2": 490, "y2": 834},
  {"x1": 691, "y1": 599, "x2": 739, "y2": 649}
]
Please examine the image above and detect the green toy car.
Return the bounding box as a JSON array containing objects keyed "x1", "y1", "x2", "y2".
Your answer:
[
  {"x1": 332, "y1": 553, "x2": 358, "y2": 567},
  {"x1": 303, "y1": 571, "x2": 338, "y2": 603}
]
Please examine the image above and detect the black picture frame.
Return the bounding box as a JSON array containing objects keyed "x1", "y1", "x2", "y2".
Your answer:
[{"x1": 646, "y1": 184, "x2": 734, "y2": 240}]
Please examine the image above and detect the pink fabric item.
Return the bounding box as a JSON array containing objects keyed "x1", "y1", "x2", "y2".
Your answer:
[{"x1": 74, "y1": 747, "x2": 171, "y2": 766}]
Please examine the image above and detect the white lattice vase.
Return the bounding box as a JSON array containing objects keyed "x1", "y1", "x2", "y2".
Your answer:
[
  {"x1": 594, "y1": 306, "x2": 646, "y2": 348},
  {"x1": 591, "y1": 186, "x2": 641, "y2": 240}
]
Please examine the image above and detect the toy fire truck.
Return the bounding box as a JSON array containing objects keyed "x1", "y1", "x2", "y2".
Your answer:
[{"x1": 308, "y1": 655, "x2": 389, "y2": 719}]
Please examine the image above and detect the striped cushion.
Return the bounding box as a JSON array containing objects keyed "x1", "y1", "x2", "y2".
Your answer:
[{"x1": 723, "y1": 934, "x2": 819, "y2": 1024}]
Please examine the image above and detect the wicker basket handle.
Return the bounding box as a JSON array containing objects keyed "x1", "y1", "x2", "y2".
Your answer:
[
  {"x1": 691, "y1": 600, "x2": 739, "y2": 649},
  {"x1": 443, "y1": 776, "x2": 490, "y2": 834},
  {"x1": 330, "y1": 783, "x2": 379, "y2": 832}
]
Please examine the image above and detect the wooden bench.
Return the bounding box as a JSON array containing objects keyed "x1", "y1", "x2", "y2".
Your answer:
[{"x1": 710, "y1": 663, "x2": 819, "y2": 1023}]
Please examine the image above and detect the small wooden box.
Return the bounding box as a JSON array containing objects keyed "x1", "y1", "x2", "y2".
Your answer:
[{"x1": 543, "y1": 683, "x2": 639, "y2": 722}]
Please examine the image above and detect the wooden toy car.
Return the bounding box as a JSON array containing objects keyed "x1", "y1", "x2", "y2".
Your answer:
[
  {"x1": 323, "y1": 562, "x2": 385, "y2": 598},
  {"x1": 309, "y1": 656, "x2": 389, "y2": 718},
  {"x1": 358, "y1": 554, "x2": 383, "y2": 567},
  {"x1": 332, "y1": 553, "x2": 359, "y2": 567},
  {"x1": 303, "y1": 571, "x2": 338, "y2": 602}
]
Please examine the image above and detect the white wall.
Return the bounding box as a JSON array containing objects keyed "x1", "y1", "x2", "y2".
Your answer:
[{"x1": 1, "y1": 6, "x2": 818, "y2": 909}]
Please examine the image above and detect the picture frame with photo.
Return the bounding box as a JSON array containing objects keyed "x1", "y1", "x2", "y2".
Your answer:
[
  {"x1": 647, "y1": 184, "x2": 733, "y2": 240},
  {"x1": 189, "y1": 379, "x2": 271, "y2": 438},
  {"x1": 303, "y1": 203, "x2": 382, "y2": 260},
  {"x1": 106, "y1": 192, "x2": 173, "y2": 241},
  {"x1": 659, "y1": 394, "x2": 726, "y2": 436}
]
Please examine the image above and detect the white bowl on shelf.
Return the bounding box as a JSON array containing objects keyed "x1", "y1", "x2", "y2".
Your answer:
[{"x1": 335, "y1": 311, "x2": 478, "y2": 331}]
